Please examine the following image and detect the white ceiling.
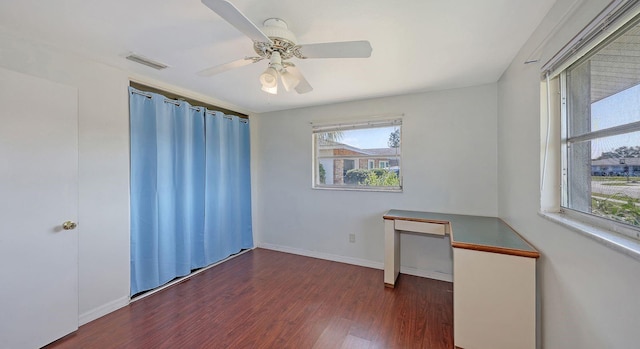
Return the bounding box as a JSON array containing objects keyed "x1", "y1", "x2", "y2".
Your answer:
[{"x1": 0, "y1": 0, "x2": 556, "y2": 114}]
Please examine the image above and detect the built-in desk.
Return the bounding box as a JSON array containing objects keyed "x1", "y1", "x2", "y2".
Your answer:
[{"x1": 383, "y1": 209, "x2": 539, "y2": 349}]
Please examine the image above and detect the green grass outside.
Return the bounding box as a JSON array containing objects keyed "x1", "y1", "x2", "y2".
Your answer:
[
  {"x1": 592, "y1": 176, "x2": 640, "y2": 182},
  {"x1": 591, "y1": 192, "x2": 639, "y2": 202},
  {"x1": 591, "y1": 195, "x2": 640, "y2": 227}
]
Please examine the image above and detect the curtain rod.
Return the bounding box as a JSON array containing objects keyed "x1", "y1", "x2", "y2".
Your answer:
[
  {"x1": 131, "y1": 90, "x2": 201, "y2": 111},
  {"x1": 131, "y1": 90, "x2": 151, "y2": 98},
  {"x1": 129, "y1": 81, "x2": 248, "y2": 118},
  {"x1": 130, "y1": 89, "x2": 248, "y2": 122}
]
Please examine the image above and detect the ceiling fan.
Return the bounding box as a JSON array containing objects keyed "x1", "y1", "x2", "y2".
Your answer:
[{"x1": 198, "y1": 0, "x2": 373, "y2": 95}]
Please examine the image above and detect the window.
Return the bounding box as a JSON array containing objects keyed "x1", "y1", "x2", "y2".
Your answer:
[
  {"x1": 546, "y1": 3, "x2": 640, "y2": 241},
  {"x1": 312, "y1": 118, "x2": 402, "y2": 191}
]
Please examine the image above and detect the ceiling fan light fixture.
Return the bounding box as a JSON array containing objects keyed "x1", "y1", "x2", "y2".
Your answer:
[
  {"x1": 200, "y1": 1, "x2": 372, "y2": 95},
  {"x1": 280, "y1": 70, "x2": 300, "y2": 92},
  {"x1": 259, "y1": 66, "x2": 278, "y2": 88},
  {"x1": 261, "y1": 84, "x2": 278, "y2": 95}
]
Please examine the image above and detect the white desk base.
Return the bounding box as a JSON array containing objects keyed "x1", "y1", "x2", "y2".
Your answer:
[
  {"x1": 383, "y1": 210, "x2": 538, "y2": 349},
  {"x1": 384, "y1": 218, "x2": 446, "y2": 287}
]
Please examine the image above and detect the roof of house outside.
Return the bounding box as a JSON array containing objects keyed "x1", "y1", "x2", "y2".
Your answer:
[
  {"x1": 365, "y1": 148, "x2": 401, "y2": 156},
  {"x1": 318, "y1": 140, "x2": 401, "y2": 156},
  {"x1": 592, "y1": 158, "x2": 640, "y2": 166}
]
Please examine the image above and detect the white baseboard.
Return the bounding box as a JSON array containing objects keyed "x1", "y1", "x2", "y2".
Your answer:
[
  {"x1": 79, "y1": 295, "x2": 129, "y2": 325},
  {"x1": 400, "y1": 265, "x2": 452, "y2": 283},
  {"x1": 256, "y1": 242, "x2": 452, "y2": 283},
  {"x1": 257, "y1": 242, "x2": 383, "y2": 269}
]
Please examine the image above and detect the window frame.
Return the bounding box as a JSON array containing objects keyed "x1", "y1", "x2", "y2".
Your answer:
[
  {"x1": 558, "y1": 70, "x2": 640, "y2": 240},
  {"x1": 311, "y1": 117, "x2": 403, "y2": 192},
  {"x1": 557, "y1": 15, "x2": 640, "y2": 241},
  {"x1": 540, "y1": 1, "x2": 640, "y2": 251}
]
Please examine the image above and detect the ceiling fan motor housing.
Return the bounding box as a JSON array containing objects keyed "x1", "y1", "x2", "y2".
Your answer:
[{"x1": 253, "y1": 18, "x2": 301, "y2": 60}]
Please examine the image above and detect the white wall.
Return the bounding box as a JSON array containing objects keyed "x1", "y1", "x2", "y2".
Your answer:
[
  {"x1": 0, "y1": 30, "x2": 131, "y2": 323},
  {"x1": 252, "y1": 85, "x2": 498, "y2": 280},
  {"x1": 0, "y1": 27, "x2": 498, "y2": 320},
  {"x1": 498, "y1": 0, "x2": 640, "y2": 347}
]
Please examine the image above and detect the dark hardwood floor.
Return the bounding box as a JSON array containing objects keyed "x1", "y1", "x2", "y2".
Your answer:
[{"x1": 46, "y1": 248, "x2": 453, "y2": 349}]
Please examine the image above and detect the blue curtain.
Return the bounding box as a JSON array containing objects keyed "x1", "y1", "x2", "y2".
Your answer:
[
  {"x1": 204, "y1": 112, "x2": 253, "y2": 264},
  {"x1": 129, "y1": 87, "x2": 253, "y2": 295}
]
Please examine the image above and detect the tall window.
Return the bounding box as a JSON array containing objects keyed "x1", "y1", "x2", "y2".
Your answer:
[
  {"x1": 552, "y1": 6, "x2": 640, "y2": 240},
  {"x1": 312, "y1": 118, "x2": 402, "y2": 191}
]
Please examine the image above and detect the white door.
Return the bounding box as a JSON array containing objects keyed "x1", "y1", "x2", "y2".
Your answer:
[{"x1": 0, "y1": 67, "x2": 79, "y2": 348}]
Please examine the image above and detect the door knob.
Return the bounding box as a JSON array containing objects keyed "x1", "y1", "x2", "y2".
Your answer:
[{"x1": 62, "y1": 221, "x2": 77, "y2": 230}]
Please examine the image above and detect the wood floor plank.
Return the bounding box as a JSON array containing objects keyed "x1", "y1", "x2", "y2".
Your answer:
[
  {"x1": 312, "y1": 317, "x2": 354, "y2": 349},
  {"x1": 341, "y1": 333, "x2": 374, "y2": 349},
  {"x1": 45, "y1": 248, "x2": 453, "y2": 349}
]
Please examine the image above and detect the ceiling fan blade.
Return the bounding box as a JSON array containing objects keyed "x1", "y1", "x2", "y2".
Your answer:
[
  {"x1": 201, "y1": 0, "x2": 272, "y2": 43},
  {"x1": 296, "y1": 40, "x2": 372, "y2": 59},
  {"x1": 287, "y1": 66, "x2": 313, "y2": 94},
  {"x1": 197, "y1": 57, "x2": 262, "y2": 77}
]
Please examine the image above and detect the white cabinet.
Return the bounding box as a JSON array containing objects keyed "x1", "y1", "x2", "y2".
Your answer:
[{"x1": 453, "y1": 248, "x2": 536, "y2": 349}]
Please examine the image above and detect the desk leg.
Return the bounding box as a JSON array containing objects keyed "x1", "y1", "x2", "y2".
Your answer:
[{"x1": 384, "y1": 219, "x2": 400, "y2": 287}]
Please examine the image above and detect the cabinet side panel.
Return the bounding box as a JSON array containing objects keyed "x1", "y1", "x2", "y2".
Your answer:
[{"x1": 454, "y1": 248, "x2": 536, "y2": 349}]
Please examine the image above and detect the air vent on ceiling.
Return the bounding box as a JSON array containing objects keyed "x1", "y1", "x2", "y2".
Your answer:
[{"x1": 126, "y1": 54, "x2": 169, "y2": 70}]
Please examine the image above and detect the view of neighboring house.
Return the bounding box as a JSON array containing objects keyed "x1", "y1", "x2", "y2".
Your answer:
[
  {"x1": 317, "y1": 139, "x2": 400, "y2": 185},
  {"x1": 592, "y1": 158, "x2": 640, "y2": 176}
]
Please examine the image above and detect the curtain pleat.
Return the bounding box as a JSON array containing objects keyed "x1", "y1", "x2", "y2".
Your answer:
[
  {"x1": 129, "y1": 87, "x2": 252, "y2": 296},
  {"x1": 203, "y1": 112, "x2": 253, "y2": 265}
]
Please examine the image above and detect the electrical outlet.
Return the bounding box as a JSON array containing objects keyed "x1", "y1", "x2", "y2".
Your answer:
[{"x1": 349, "y1": 233, "x2": 356, "y2": 243}]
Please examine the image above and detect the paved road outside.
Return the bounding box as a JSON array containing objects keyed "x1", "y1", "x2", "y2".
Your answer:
[{"x1": 592, "y1": 181, "x2": 640, "y2": 198}]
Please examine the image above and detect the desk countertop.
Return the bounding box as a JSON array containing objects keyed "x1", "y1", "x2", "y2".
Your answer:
[{"x1": 383, "y1": 209, "x2": 539, "y2": 258}]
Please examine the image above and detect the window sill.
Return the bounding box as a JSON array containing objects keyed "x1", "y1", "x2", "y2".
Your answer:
[
  {"x1": 312, "y1": 185, "x2": 403, "y2": 193},
  {"x1": 538, "y1": 211, "x2": 640, "y2": 262}
]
